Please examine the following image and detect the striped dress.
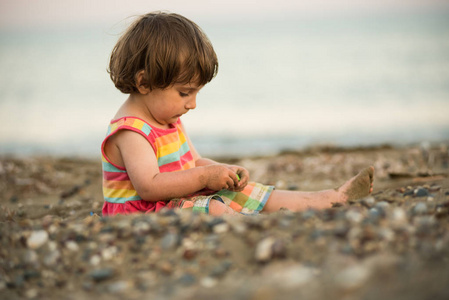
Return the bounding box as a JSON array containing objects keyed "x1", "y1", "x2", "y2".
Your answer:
[{"x1": 101, "y1": 117, "x2": 195, "y2": 216}]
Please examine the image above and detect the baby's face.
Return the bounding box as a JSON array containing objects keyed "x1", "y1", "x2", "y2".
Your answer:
[{"x1": 142, "y1": 82, "x2": 204, "y2": 128}]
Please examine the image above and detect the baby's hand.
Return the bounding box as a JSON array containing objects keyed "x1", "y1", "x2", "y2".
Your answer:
[
  {"x1": 224, "y1": 165, "x2": 249, "y2": 192},
  {"x1": 203, "y1": 165, "x2": 239, "y2": 191}
]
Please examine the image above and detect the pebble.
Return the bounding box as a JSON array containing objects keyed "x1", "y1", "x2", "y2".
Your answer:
[
  {"x1": 213, "y1": 222, "x2": 230, "y2": 234},
  {"x1": 160, "y1": 232, "x2": 180, "y2": 250},
  {"x1": 25, "y1": 288, "x2": 38, "y2": 299},
  {"x1": 368, "y1": 208, "x2": 382, "y2": 222},
  {"x1": 159, "y1": 261, "x2": 173, "y2": 275},
  {"x1": 23, "y1": 250, "x2": 39, "y2": 265},
  {"x1": 361, "y1": 196, "x2": 376, "y2": 208},
  {"x1": 346, "y1": 209, "x2": 364, "y2": 223},
  {"x1": 106, "y1": 280, "x2": 131, "y2": 294},
  {"x1": 414, "y1": 188, "x2": 429, "y2": 197},
  {"x1": 270, "y1": 265, "x2": 316, "y2": 288},
  {"x1": 200, "y1": 277, "x2": 218, "y2": 288},
  {"x1": 210, "y1": 260, "x2": 232, "y2": 278},
  {"x1": 375, "y1": 201, "x2": 390, "y2": 210},
  {"x1": 178, "y1": 273, "x2": 196, "y2": 286},
  {"x1": 336, "y1": 264, "x2": 371, "y2": 290},
  {"x1": 27, "y1": 230, "x2": 49, "y2": 249},
  {"x1": 43, "y1": 250, "x2": 60, "y2": 267},
  {"x1": 89, "y1": 268, "x2": 115, "y2": 282},
  {"x1": 391, "y1": 207, "x2": 407, "y2": 223},
  {"x1": 413, "y1": 203, "x2": 428, "y2": 215},
  {"x1": 255, "y1": 237, "x2": 277, "y2": 263},
  {"x1": 65, "y1": 241, "x2": 79, "y2": 252}
]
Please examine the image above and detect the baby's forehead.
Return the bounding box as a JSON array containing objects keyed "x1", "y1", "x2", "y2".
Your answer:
[{"x1": 174, "y1": 79, "x2": 204, "y2": 90}]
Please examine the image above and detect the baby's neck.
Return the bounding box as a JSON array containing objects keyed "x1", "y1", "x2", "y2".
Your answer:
[{"x1": 115, "y1": 95, "x2": 172, "y2": 129}]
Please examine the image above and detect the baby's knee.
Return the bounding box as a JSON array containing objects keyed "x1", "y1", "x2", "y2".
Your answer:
[{"x1": 209, "y1": 199, "x2": 235, "y2": 216}]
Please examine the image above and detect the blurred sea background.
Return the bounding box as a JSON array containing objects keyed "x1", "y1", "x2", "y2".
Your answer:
[{"x1": 1, "y1": 0, "x2": 449, "y2": 158}]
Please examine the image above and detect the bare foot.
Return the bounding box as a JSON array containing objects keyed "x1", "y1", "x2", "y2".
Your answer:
[{"x1": 336, "y1": 166, "x2": 374, "y2": 202}]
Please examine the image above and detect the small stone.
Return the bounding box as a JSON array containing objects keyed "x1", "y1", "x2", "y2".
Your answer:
[
  {"x1": 255, "y1": 237, "x2": 276, "y2": 263},
  {"x1": 270, "y1": 265, "x2": 316, "y2": 288},
  {"x1": 161, "y1": 232, "x2": 180, "y2": 250},
  {"x1": 159, "y1": 261, "x2": 173, "y2": 275},
  {"x1": 213, "y1": 222, "x2": 229, "y2": 234},
  {"x1": 27, "y1": 230, "x2": 49, "y2": 249},
  {"x1": 200, "y1": 277, "x2": 217, "y2": 288},
  {"x1": 178, "y1": 273, "x2": 196, "y2": 286},
  {"x1": 65, "y1": 241, "x2": 79, "y2": 252},
  {"x1": 89, "y1": 268, "x2": 115, "y2": 282},
  {"x1": 336, "y1": 265, "x2": 371, "y2": 290},
  {"x1": 368, "y1": 208, "x2": 381, "y2": 221},
  {"x1": 106, "y1": 280, "x2": 130, "y2": 294},
  {"x1": 90, "y1": 255, "x2": 101, "y2": 266},
  {"x1": 413, "y1": 202, "x2": 428, "y2": 215},
  {"x1": 43, "y1": 250, "x2": 60, "y2": 267},
  {"x1": 210, "y1": 260, "x2": 232, "y2": 277},
  {"x1": 272, "y1": 239, "x2": 287, "y2": 258},
  {"x1": 391, "y1": 207, "x2": 407, "y2": 223},
  {"x1": 23, "y1": 250, "x2": 39, "y2": 265},
  {"x1": 346, "y1": 210, "x2": 363, "y2": 223},
  {"x1": 230, "y1": 221, "x2": 247, "y2": 235},
  {"x1": 361, "y1": 196, "x2": 375, "y2": 208},
  {"x1": 182, "y1": 249, "x2": 197, "y2": 260},
  {"x1": 403, "y1": 189, "x2": 414, "y2": 196},
  {"x1": 25, "y1": 288, "x2": 38, "y2": 299},
  {"x1": 414, "y1": 188, "x2": 429, "y2": 197},
  {"x1": 375, "y1": 201, "x2": 390, "y2": 210}
]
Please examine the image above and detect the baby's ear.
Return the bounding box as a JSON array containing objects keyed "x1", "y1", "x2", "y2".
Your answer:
[{"x1": 135, "y1": 70, "x2": 151, "y2": 94}]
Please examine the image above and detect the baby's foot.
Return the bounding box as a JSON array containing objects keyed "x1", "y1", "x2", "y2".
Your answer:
[{"x1": 336, "y1": 166, "x2": 374, "y2": 202}]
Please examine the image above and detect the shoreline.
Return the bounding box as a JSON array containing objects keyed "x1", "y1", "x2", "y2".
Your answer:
[{"x1": 1, "y1": 143, "x2": 449, "y2": 299}]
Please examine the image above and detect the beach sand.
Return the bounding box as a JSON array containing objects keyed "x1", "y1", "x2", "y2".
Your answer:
[{"x1": 1, "y1": 143, "x2": 449, "y2": 299}]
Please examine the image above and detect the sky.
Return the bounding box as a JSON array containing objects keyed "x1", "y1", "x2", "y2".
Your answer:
[{"x1": 1, "y1": 0, "x2": 449, "y2": 30}]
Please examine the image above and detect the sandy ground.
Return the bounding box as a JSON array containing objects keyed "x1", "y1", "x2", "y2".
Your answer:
[{"x1": 1, "y1": 143, "x2": 449, "y2": 299}]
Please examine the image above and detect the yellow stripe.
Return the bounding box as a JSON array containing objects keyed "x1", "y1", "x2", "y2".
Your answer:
[
  {"x1": 103, "y1": 187, "x2": 138, "y2": 198},
  {"x1": 133, "y1": 119, "x2": 145, "y2": 130},
  {"x1": 178, "y1": 130, "x2": 187, "y2": 144},
  {"x1": 110, "y1": 123, "x2": 118, "y2": 133},
  {"x1": 158, "y1": 140, "x2": 181, "y2": 157}
]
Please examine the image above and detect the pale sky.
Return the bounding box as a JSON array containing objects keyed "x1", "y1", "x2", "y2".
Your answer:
[{"x1": 1, "y1": 0, "x2": 448, "y2": 30}]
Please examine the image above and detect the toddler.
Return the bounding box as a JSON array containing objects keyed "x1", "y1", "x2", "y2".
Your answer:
[{"x1": 101, "y1": 11, "x2": 374, "y2": 216}]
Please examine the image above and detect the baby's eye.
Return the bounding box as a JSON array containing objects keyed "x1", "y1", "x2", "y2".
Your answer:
[{"x1": 179, "y1": 92, "x2": 189, "y2": 97}]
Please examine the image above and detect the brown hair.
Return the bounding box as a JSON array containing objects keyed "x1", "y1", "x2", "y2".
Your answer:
[{"x1": 108, "y1": 12, "x2": 218, "y2": 94}]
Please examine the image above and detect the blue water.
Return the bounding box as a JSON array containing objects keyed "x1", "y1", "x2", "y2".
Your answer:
[{"x1": 1, "y1": 10, "x2": 449, "y2": 158}]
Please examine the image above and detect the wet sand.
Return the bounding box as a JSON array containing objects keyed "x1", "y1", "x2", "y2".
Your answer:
[{"x1": 1, "y1": 143, "x2": 449, "y2": 299}]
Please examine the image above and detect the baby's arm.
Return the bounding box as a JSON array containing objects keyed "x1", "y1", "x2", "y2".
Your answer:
[{"x1": 115, "y1": 130, "x2": 240, "y2": 201}]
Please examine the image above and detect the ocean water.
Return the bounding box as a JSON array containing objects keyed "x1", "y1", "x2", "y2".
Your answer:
[{"x1": 1, "y1": 10, "x2": 449, "y2": 158}]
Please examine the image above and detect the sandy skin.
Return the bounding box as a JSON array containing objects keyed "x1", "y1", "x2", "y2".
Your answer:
[
  {"x1": 209, "y1": 167, "x2": 375, "y2": 215},
  {"x1": 337, "y1": 166, "x2": 374, "y2": 202}
]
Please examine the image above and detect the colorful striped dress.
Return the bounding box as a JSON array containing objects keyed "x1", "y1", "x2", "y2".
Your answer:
[{"x1": 101, "y1": 117, "x2": 195, "y2": 216}]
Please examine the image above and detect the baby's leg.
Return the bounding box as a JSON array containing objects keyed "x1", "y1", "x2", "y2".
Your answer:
[
  {"x1": 262, "y1": 166, "x2": 374, "y2": 212},
  {"x1": 209, "y1": 199, "x2": 238, "y2": 216}
]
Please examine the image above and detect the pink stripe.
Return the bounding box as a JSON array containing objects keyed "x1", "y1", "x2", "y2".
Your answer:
[
  {"x1": 104, "y1": 171, "x2": 130, "y2": 181},
  {"x1": 179, "y1": 151, "x2": 193, "y2": 166},
  {"x1": 159, "y1": 160, "x2": 183, "y2": 172}
]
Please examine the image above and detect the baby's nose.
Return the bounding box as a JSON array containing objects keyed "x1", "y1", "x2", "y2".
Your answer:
[{"x1": 186, "y1": 97, "x2": 196, "y2": 110}]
